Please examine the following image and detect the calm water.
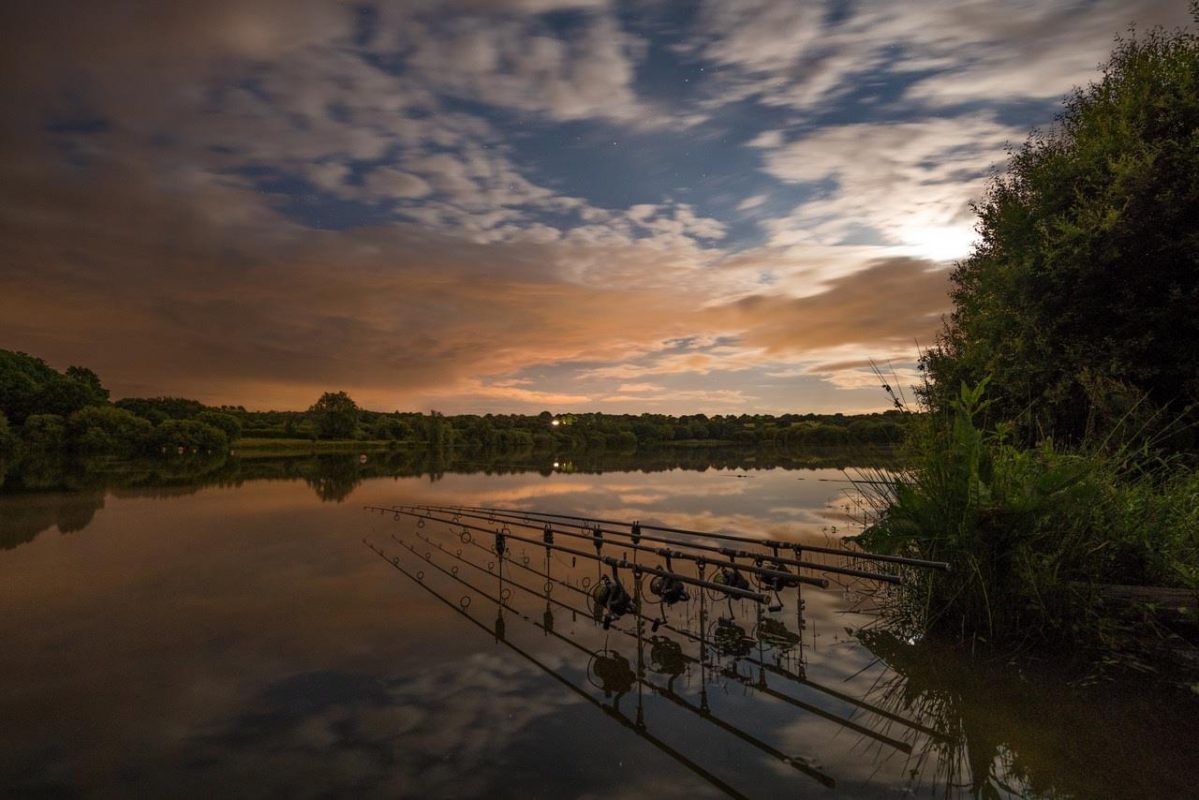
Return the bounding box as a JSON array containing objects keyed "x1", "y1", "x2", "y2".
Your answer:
[{"x1": 2, "y1": 451, "x2": 1197, "y2": 799}]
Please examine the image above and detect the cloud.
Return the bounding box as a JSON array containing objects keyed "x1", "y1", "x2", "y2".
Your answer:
[
  {"x1": 0, "y1": 156, "x2": 712, "y2": 409},
  {"x1": 360, "y1": 168, "x2": 434, "y2": 201},
  {"x1": 4, "y1": 0, "x2": 1163, "y2": 414},
  {"x1": 757, "y1": 115, "x2": 1021, "y2": 260},
  {"x1": 377, "y1": 5, "x2": 653, "y2": 125},
  {"x1": 711, "y1": 257, "x2": 950, "y2": 354},
  {"x1": 688, "y1": 0, "x2": 1191, "y2": 114}
]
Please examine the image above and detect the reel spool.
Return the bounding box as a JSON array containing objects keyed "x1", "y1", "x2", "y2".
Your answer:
[
  {"x1": 754, "y1": 558, "x2": 801, "y2": 611},
  {"x1": 710, "y1": 617, "x2": 753, "y2": 659},
  {"x1": 649, "y1": 574, "x2": 689, "y2": 605},
  {"x1": 754, "y1": 559, "x2": 802, "y2": 592},
  {"x1": 589, "y1": 573, "x2": 635, "y2": 629},
  {"x1": 587, "y1": 649, "x2": 636, "y2": 699},
  {"x1": 648, "y1": 636, "x2": 687, "y2": 678},
  {"x1": 707, "y1": 564, "x2": 751, "y2": 601},
  {"x1": 752, "y1": 617, "x2": 801, "y2": 654}
]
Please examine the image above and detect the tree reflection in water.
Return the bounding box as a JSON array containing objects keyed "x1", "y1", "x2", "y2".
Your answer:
[{"x1": 855, "y1": 627, "x2": 1199, "y2": 799}]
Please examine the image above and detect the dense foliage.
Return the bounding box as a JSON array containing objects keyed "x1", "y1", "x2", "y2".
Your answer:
[
  {"x1": 0, "y1": 350, "x2": 228, "y2": 462},
  {"x1": 860, "y1": 381, "x2": 1199, "y2": 651},
  {"x1": 869, "y1": 14, "x2": 1199, "y2": 658},
  {"x1": 308, "y1": 391, "x2": 360, "y2": 439},
  {"x1": 1, "y1": 347, "x2": 907, "y2": 488},
  {"x1": 0, "y1": 350, "x2": 109, "y2": 425},
  {"x1": 922, "y1": 17, "x2": 1199, "y2": 444}
]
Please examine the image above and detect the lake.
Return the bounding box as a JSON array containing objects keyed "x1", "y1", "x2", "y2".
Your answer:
[{"x1": 2, "y1": 450, "x2": 1196, "y2": 798}]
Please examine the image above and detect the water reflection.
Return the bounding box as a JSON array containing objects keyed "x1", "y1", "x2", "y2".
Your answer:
[
  {"x1": 1, "y1": 456, "x2": 1196, "y2": 798},
  {"x1": 0, "y1": 446, "x2": 893, "y2": 549},
  {"x1": 855, "y1": 628, "x2": 1199, "y2": 799},
  {"x1": 365, "y1": 532, "x2": 846, "y2": 794},
  {"x1": 0, "y1": 490, "x2": 105, "y2": 549}
]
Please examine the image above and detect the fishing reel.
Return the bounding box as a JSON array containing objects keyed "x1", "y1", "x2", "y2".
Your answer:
[
  {"x1": 649, "y1": 574, "x2": 689, "y2": 605},
  {"x1": 647, "y1": 552, "x2": 689, "y2": 631},
  {"x1": 588, "y1": 649, "x2": 636, "y2": 699},
  {"x1": 752, "y1": 617, "x2": 801, "y2": 654},
  {"x1": 754, "y1": 558, "x2": 801, "y2": 612},
  {"x1": 754, "y1": 559, "x2": 802, "y2": 592},
  {"x1": 715, "y1": 565, "x2": 750, "y2": 592},
  {"x1": 648, "y1": 635, "x2": 686, "y2": 679},
  {"x1": 710, "y1": 617, "x2": 753, "y2": 659},
  {"x1": 589, "y1": 571, "x2": 636, "y2": 629},
  {"x1": 648, "y1": 552, "x2": 689, "y2": 603}
]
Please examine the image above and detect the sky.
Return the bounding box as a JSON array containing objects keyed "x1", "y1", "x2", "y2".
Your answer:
[{"x1": 0, "y1": 1, "x2": 1190, "y2": 414}]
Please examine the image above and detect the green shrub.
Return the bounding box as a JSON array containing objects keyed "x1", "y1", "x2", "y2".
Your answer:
[
  {"x1": 20, "y1": 414, "x2": 67, "y2": 453},
  {"x1": 196, "y1": 411, "x2": 242, "y2": 441},
  {"x1": 67, "y1": 405, "x2": 154, "y2": 455},
  {"x1": 153, "y1": 420, "x2": 228, "y2": 453},
  {"x1": 858, "y1": 380, "x2": 1199, "y2": 649}
]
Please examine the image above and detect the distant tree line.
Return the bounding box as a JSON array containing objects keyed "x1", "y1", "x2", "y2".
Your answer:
[
  {"x1": 0, "y1": 350, "x2": 242, "y2": 470},
  {"x1": 1, "y1": 348, "x2": 908, "y2": 484},
  {"x1": 196, "y1": 392, "x2": 908, "y2": 450}
]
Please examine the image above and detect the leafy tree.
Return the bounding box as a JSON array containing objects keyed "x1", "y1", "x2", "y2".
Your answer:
[
  {"x1": 153, "y1": 419, "x2": 228, "y2": 452},
  {"x1": 923, "y1": 14, "x2": 1199, "y2": 443},
  {"x1": 0, "y1": 410, "x2": 14, "y2": 462},
  {"x1": 308, "y1": 391, "x2": 359, "y2": 439},
  {"x1": 115, "y1": 396, "x2": 205, "y2": 421},
  {"x1": 67, "y1": 406, "x2": 153, "y2": 455},
  {"x1": 65, "y1": 366, "x2": 109, "y2": 403},
  {"x1": 20, "y1": 414, "x2": 67, "y2": 452},
  {"x1": 0, "y1": 350, "x2": 107, "y2": 424},
  {"x1": 196, "y1": 411, "x2": 242, "y2": 441}
]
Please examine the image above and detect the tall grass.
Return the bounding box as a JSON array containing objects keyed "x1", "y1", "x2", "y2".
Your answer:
[{"x1": 855, "y1": 379, "x2": 1199, "y2": 652}]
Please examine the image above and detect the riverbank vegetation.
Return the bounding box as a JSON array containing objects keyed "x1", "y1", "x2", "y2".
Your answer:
[
  {"x1": 1, "y1": 347, "x2": 907, "y2": 488},
  {"x1": 860, "y1": 15, "x2": 1199, "y2": 663}
]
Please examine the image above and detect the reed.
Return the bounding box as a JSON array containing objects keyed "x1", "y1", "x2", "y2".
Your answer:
[{"x1": 854, "y1": 378, "x2": 1199, "y2": 655}]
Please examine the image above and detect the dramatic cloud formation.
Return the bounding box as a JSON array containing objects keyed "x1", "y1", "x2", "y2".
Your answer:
[{"x1": 1, "y1": 1, "x2": 1189, "y2": 412}]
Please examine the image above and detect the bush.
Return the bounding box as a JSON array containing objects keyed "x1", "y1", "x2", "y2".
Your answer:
[
  {"x1": 20, "y1": 414, "x2": 67, "y2": 453},
  {"x1": 67, "y1": 405, "x2": 153, "y2": 455},
  {"x1": 153, "y1": 420, "x2": 228, "y2": 453},
  {"x1": 196, "y1": 411, "x2": 242, "y2": 441},
  {"x1": 858, "y1": 380, "x2": 1199, "y2": 650}
]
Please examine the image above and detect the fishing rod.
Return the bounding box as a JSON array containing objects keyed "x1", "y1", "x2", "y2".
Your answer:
[
  {"x1": 406, "y1": 503, "x2": 842, "y2": 592},
  {"x1": 374, "y1": 535, "x2": 837, "y2": 789},
  {"x1": 410, "y1": 515, "x2": 944, "y2": 745},
  {"x1": 381, "y1": 504, "x2": 832, "y2": 591},
  {"x1": 443, "y1": 504, "x2": 950, "y2": 571},
  {"x1": 404, "y1": 527, "x2": 935, "y2": 750},
  {"x1": 362, "y1": 539, "x2": 753, "y2": 800},
  {"x1": 373, "y1": 506, "x2": 785, "y2": 602},
  {"x1": 414, "y1": 504, "x2": 903, "y2": 586}
]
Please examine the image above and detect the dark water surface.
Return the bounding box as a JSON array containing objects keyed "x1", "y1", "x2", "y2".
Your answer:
[{"x1": 2, "y1": 452, "x2": 1197, "y2": 799}]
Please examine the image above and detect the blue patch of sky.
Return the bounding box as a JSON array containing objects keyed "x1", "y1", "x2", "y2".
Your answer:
[
  {"x1": 538, "y1": 7, "x2": 599, "y2": 36},
  {"x1": 495, "y1": 104, "x2": 830, "y2": 249},
  {"x1": 44, "y1": 106, "x2": 111, "y2": 168},
  {"x1": 620, "y1": 2, "x2": 709, "y2": 111},
  {"x1": 350, "y1": 4, "x2": 379, "y2": 48},
  {"x1": 226, "y1": 165, "x2": 391, "y2": 230},
  {"x1": 775, "y1": 51, "x2": 1065, "y2": 140}
]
